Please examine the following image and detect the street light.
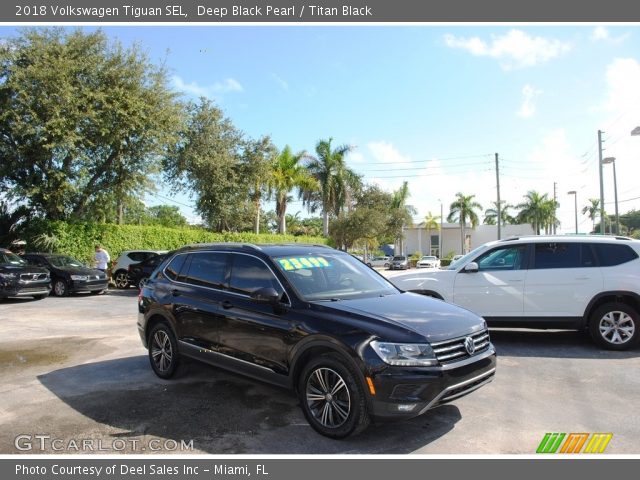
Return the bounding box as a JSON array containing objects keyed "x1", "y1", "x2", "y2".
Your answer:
[
  {"x1": 601, "y1": 157, "x2": 618, "y2": 234},
  {"x1": 567, "y1": 191, "x2": 578, "y2": 234}
]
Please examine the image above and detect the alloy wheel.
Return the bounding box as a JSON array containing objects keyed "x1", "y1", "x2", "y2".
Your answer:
[
  {"x1": 305, "y1": 367, "x2": 351, "y2": 429},
  {"x1": 150, "y1": 330, "x2": 173, "y2": 373},
  {"x1": 114, "y1": 272, "x2": 130, "y2": 289},
  {"x1": 599, "y1": 311, "x2": 635, "y2": 345}
]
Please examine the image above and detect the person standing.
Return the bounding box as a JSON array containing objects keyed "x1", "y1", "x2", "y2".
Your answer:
[{"x1": 94, "y1": 244, "x2": 111, "y2": 273}]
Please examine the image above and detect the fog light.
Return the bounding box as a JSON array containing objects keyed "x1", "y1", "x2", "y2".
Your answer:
[{"x1": 396, "y1": 404, "x2": 417, "y2": 412}]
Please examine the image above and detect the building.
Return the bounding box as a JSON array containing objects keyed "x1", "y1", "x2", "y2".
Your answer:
[{"x1": 400, "y1": 222, "x2": 535, "y2": 257}]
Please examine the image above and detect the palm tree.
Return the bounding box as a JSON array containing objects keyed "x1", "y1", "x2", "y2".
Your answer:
[
  {"x1": 303, "y1": 138, "x2": 360, "y2": 236},
  {"x1": 447, "y1": 193, "x2": 482, "y2": 254},
  {"x1": 582, "y1": 198, "x2": 600, "y2": 233},
  {"x1": 540, "y1": 199, "x2": 560, "y2": 234},
  {"x1": 424, "y1": 211, "x2": 441, "y2": 255},
  {"x1": 269, "y1": 146, "x2": 316, "y2": 234},
  {"x1": 484, "y1": 200, "x2": 514, "y2": 226},
  {"x1": 516, "y1": 191, "x2": 550, "y2": 235},
  {"x1": 389, "y1": 181, "x2": 416, "y2": 253}
]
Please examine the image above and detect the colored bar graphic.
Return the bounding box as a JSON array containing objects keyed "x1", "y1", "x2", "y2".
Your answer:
[
  {"x1": 537, "y1": 433, "x2": 613, "y2": 454},
  {"x1": 560, "y1": 433, "x2": 589, "y2": 453},
  {"x1": 536, "y1": 433, "x2": 565, "y2": 453},
  {"x1": 584, "y1": 433, "x2": 613, "y2": 454}
]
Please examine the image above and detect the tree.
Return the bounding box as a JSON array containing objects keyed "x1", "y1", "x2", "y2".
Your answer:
[
  {"x1": 516, "y1": 191, "x2": 551, "y2": 235},
  {"x1": 0, "y1": 28, "x2": 181, "y2": 221},
  {"x1": 270, "y1": 146, "x2": 317, "y2": 234},
  {"x1": 302, "y1": 138, "x2": 361, "y2": 236},
  {"x1": 242, "y1": 136, "x2": 277, "y2": 234},
  {"x1": 389, "y1": 181, "x2": 416, "y2": 254},
  {"x1": 582, "y1": 198, "x2": 600, "y2": 233},
  {"x1": 147, "y1": 205, "x2": 188, "y2": 228},
  {"x1": 484, "y1": 200, "x2": 514, "y2": 226},
  {"x1": 448, "y1": 193, "x2": 482, "y2": 254},
  {"x1": 164, "y1": 98, "x2": 245, "y2": 231},
  {"x1": 0, "y1": 201, "x2": 31, "y2": 246}
]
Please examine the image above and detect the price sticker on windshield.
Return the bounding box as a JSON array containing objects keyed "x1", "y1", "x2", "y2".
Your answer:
[{"x1": 278, "y1": 257, "x2": 330, "y2": 271}]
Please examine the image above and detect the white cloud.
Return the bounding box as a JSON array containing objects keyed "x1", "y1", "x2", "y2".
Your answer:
[
  {"x1": 348, "y1": 151, "x2": 365, "y2": 164},
  {"x1": 517, "y1": 84, "x2": 542, "y2": 118},
  {"x1": 271, "y1": 73, "x2": 289, "y2": 91},
  {"x1": 367, "y1": 141, "x2": 412, "y2": 165},
  {"x1": 172, "y1": 75, "x2": 243, "y2": 98},
  {"x1": 443, "y1": 29, "x2": 571, "y2": 70},
  {"x1": 591, "y1": 26, "x2": 630, "y2": 44},
  {"x1": 603, "y1": 58, "x2": 640, "y2": 113}
]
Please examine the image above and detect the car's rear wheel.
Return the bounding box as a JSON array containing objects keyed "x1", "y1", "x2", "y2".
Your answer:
[
  {"x1": 589, "y1": 302, "x2": 639, "y2": 350},
  {"x1": 148, "y1": 323, "x2": 180, "y2": 379},
  {"x1": 138, "y1": 277, "x2": 150, "y2": 289},
  {"x1": 52, "y1": 278, "x2": 68, "y2": 297},
  {"x1": 113, "y1": 270, "x2": 130, "y2": 289},
  {"x1": 298, "y1": 353, "x2": 370, "y2": 439}
]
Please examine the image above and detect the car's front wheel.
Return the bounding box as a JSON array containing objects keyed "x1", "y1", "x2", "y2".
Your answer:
[
  {"x1": 113, "y1": 270, "x2": 130, "y2": 289},
  {"x1": 52, "y1": 278, "x2": 69, "y2": 297},
  {"x1": 148, "y1": 323, "x2": 180, "y2": 379},
  {"x1": 298, "y1": 353, "x2": 370, "y2": 439},
  {"x1": 589, "y1": 302, "x2": 639, "y2": 350}
]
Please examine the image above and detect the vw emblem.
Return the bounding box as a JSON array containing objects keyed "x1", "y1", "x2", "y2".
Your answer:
[
  {"x1": 32, "y1": 274, "x2": 38, "y2": 280},
  {"x1": 464, "y1": 336, "x2": 476, "y2": 355}
]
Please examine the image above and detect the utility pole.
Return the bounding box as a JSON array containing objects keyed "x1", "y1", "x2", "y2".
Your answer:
[
  {"x1": 553, "y1": 182, "x2": 557, "y2": 235},
  {"x1": 598, "y1": 130, "x2": 606, "y2": 235},
  {"x1": 495, "y1": 153, "x2": 501, "y2": 240}
]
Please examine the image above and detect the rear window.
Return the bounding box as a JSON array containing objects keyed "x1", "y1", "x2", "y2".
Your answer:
[
  {"x1": 594, "y1": 244, "x2": 639, "y2": 267},
  {"x1": 183, "y1": 252, "x2": 229, "y2": 289},
  {"x1": 532, "y1": 243, "x2": 596, "y2": 269}
]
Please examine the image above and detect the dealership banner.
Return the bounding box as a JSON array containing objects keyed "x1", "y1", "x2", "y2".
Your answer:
[
  {"x1": 2, "y1": 459, "x2": 640, "y2": 480},
  {"x1": 3, "y1": 0, "x2": 640, "y2": 22}
]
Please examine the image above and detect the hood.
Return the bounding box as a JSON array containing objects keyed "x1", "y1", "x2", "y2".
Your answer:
[
  {"x1": 313, "y1": 292, "x2": 485, "y2": 343},
  {"x1": 0, "y1": 264, "x2": 49, "y2": 274},
  {"x1": 54, "y1": 265, "x2": 104, "y2": 276}
]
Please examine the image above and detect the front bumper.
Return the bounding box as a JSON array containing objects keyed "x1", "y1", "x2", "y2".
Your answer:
[
  {"x1": 367, "y1": 346, "x2": 496, "y2": 420},
  {"x1": 68, "y1": 279, "x2": 109, "y2": 293},
  {"x1": 0, "y1": 281, "x2": 51, "y2": 298}
]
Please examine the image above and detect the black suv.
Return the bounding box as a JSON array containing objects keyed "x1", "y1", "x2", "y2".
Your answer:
[
  {"x1": 138, "y1": 244, "x2": 496, "y2": 438},
  {"x1": 0, "y1": 248, "x2": 51, "y2": 300},
  {"x1": 23, "y1": 253, "x2": 109, "y2": 296}
]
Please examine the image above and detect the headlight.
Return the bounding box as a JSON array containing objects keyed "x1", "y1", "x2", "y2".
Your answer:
[
  {"x1": 370, "y1": 341, "x2": 437, "y2": 366},
  {"x1": 0, "y1": 272, "x2": 17, "y2": 279},
  {"x1": 70, "y1": 275, "x2": 88, "y2": 281}
]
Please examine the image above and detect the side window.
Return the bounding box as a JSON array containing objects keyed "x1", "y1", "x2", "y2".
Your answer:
[
  {"x1": 475, "y1": 246, "x2": 526, "y2": 271},
  {"x1": 229, "y1": 255, "x2": 282, "y2": 296},
  {"x1": 128, "y1": 252, "x2": 146, "y2": 262},
  {"x1": 533, "y1": 243, "x2": 594, "y2": 269},
  {"x1": 164, "y1": 254, "x2": 188, "y2": 281},
  {"x1": 184, "y1": 252, "x2": 229, "y2": 289},
  {"x1": 594, "y1": 244, "x2": 639, "y2": 267}
]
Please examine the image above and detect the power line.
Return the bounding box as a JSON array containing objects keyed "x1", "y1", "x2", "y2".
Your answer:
[{"x1": 351, "y1": 153, "x2": 493, "y2": 166}]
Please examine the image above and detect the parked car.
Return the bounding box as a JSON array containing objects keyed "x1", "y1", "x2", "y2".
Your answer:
[
  {"x1": 23, "y1": 253, "x2": 108, "y2": 297},
  {"x1": 112, "y1": 250, "x2": 167, "y2": 289},
  {"x1": 391, "y1": 235, "x2": 640, "y2": 350},
  {"x1": 0, "y1": 248, "x2": 50, "y2": 300},
  {"x1": 138, "y1": 243, "x2": 496, "y2": 438},
  {"x1": 416, "y1": 255, "x2": 440, "y2": 268},
  {"x1": 388, "y1": 255, "x2": 409, "y2": 270},
  {"x1": 128, "y1": 253, "x2": 167, "y2": 288},
  {"x1": 366, "y1": 256, "x2": 391, "y2": 268}
]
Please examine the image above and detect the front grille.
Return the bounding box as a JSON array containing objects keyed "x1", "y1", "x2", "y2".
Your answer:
[
  {"x1": 439, "y1": 370, "x2": 496, "y2": 403},
  {"x1": 431, "y1": 329, "x2": 491, "y2": 365},
  {"x1": 18, "y1": 286, "x2": 49, "y2": 293},
  {"x1": 19, "y1": 273, "x2": 48, "y2": 282}
]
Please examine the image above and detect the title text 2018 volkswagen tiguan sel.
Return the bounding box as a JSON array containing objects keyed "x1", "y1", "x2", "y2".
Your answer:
[{"x1": 137, "y1": 244, "x2": 496, "y2": 438}]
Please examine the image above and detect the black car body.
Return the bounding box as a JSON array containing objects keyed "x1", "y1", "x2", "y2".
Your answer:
[
  {"x1": 138, "y1": 244, "x2": 496, "y2": 438},
  {"x1": 0, "y1": 249, "x2": 51, "y2": 300},
  {"x1": 23, "y1": 253, "x2": 108, "y2": 297},
  {"x1": 127, "y1": 254, "x2": 166, "y2": 288}
]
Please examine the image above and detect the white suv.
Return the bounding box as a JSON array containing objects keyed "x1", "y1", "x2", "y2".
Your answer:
[
  {"x1": 111, "y1": 250, "x2": 167, "y2": 288},
  {"x1": 391, "y1": 235, "x2": 640, "y2": 350}
]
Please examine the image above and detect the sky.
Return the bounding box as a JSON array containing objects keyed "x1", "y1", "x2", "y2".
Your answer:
[{"x1": 3, "y1": 25, "x2": 640, "y2": 233}]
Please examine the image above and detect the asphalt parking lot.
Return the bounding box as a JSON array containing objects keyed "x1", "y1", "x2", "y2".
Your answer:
[{"x1": 1, "y1": 278, "x2": 639, "y2": 454}]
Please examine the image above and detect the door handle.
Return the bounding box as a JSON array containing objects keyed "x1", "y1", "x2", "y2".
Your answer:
[{"x1": 221, "y1": 300, "x2": 233, "y2": 310}]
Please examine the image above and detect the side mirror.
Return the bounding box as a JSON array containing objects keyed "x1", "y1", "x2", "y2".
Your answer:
[
  {"x1": 250, "y1": 287, "x2": 281, "y2": 305},
  {"x1": 463, "y1": 262, "x2": 479, "y2": 273}
]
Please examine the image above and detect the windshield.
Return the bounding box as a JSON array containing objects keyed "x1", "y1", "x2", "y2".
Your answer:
[
  {"x1": 47, "y1": 255, "x2": 85, "y2": 268},
  {"x1": 446, "y1": 246, "x2": 484, "y2": 270},
  {"x1": 392, "y1": 256, "x2": 406, "y2": 261},
  {"x1": 0, "y1": 251, "x2": 27, "y2": 266},
  {"x1": 273, "y1": 252, "x2": 399, "y2": 301}
]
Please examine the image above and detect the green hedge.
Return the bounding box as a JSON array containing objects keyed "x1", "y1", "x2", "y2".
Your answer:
[{"x1": 21, "y1": 220, "x2": 328, "y2": 264}]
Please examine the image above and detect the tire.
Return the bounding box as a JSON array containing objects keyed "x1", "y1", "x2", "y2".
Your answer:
[
  {"x1": 148, "y1": 323, "x2": 180, "y2": 379},
  {"x1": 589, "y1": 302, "x2": 640, "y2": 350},
  {"x1": 137, "y1": 277, "x2": 150, "y2": 289},
  {"x1": 298, "y1": 353, "x2": 370, "y2": 439},
  {"x1": 113, "y1": 270, "x2": 131, "y2": 289},
  {"x1": 52, "y1": 278, "x2": 69, "y2": 297}
]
